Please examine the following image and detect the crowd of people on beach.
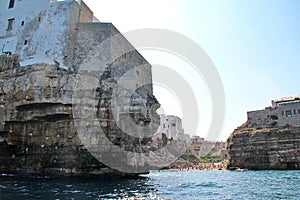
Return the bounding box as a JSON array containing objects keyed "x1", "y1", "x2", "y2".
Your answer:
[{"x1": 177, "y1": 162, "x2": 228, "y2": 171}]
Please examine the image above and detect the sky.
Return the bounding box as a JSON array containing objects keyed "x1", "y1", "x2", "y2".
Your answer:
[{"x1": 83, "y1": 0, "x2": 300, "y2": 141}]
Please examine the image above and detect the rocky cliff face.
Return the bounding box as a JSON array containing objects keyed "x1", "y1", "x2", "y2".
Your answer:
[
  {"x1": 0, "y1": 55, "x2": 160, "y2": 177},
  {"x1": 227, "y1": 123, "x2": 300, "y2": 170}
]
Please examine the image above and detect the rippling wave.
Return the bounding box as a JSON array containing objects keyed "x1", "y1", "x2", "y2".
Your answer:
[{"x1": 0, "y1": 170, "x2": 299, "y2": 199}]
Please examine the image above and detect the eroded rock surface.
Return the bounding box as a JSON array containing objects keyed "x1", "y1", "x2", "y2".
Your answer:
[
  {"x1": 0, "y1": 55, "x2": 160, "y2": 177},
  {"x1": 227, "y1": 123, "x2": 300, "y2": 170}
]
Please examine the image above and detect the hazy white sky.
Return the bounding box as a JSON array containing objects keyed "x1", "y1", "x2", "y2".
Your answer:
[{"x1": 83, "y1": 0, "x2": 300, "y2": 141}]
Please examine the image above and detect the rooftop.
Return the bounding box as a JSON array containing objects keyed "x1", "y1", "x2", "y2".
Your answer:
[{"x1": 272, "y1": 95, "x2": 300, "y2": 104}]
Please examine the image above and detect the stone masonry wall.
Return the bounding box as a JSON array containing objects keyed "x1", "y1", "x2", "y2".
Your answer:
[
  {"x1": 274, "y1": 103, "x2": 300, "y2": 126},
  {"x1": 247, "y1": 102, "x2": 300, "y2": 128},
  {"x1": 0, "y1": 54, "x2": 20, "y2": 72},
  {"x1": 71, "y1": 23, "x2": 160, "y2": 172}
]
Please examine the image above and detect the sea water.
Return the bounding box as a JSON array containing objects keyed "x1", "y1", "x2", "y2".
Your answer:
[{"x1": 0, "y1": 170, "x2": 299, "y2": 199}]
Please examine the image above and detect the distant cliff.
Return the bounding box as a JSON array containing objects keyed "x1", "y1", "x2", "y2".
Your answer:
[{"x1": 227, "y1": 123, "x2": 300, "y2": 170}]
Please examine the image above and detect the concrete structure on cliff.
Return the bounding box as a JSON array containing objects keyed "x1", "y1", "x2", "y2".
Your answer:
[
  {"x1": 247, "y1": 95, "x2": 300, "y2": 127},
  {"x1": 0, "y1": 0, "x2": 161, "y2": 177}
]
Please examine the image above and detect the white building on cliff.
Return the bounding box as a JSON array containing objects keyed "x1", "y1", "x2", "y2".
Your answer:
[
  {"x1": 156, "y1": 115, "x2": 184, "y2": 140},
  {"x1": 0, "y1": 0, "x2": 95, "y2": 69}
]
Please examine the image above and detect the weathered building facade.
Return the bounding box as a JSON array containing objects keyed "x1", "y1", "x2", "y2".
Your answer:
[
  {"x1": 0, "y1": 0, "x2": 95, "y2": 69},
  {"x1": 156, "y1": 115, "x2": 184, "y2": 141},
  {"x1": 247, "y1": 96, "x2": 300, "y2": 127},
  {"x1": 0, "y1": 0, "x2": 160, "y2": 176}
]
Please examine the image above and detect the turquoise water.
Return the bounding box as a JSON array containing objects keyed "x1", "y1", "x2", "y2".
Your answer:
[{"x1": 0, "y1": 170, "x2": 299, "y2": 199}]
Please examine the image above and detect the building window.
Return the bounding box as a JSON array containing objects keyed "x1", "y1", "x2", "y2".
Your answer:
[
  {"x1": 24, "y1": 40, "x2": 28, "y2": 45},
  {"x1": 281, "y1": 111, "x2": 284, "y2": 116},
  {"x1": 7, "y1": 18, "x2": 14, "y2": 30},
  {"x1": 298, "y1": 109, "x2": 300, "y2": 114},
  {"x1": 8, "y1": 0, "x2": 15, "y2": 9},
  {"x1": 38, "y1": 17, "x2": 41, "y2": 22},
  {"x1": 172, "y1": 123, "x2": 176, "y2": 127},
  {"x1": 21, "y1": 21, "x2": 24, "y2": 26},
  {"x1": 286, "y1": 110, "x2": 292, "y2": 117},
  {"x1": 294, "y1": 109, "x2": 296, "y2": 114},
  {"x1": 270, "y1": 115, "x2": 278, "y2": 120}
]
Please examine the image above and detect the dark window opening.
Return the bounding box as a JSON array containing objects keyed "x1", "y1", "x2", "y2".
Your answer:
[
  {"x1": 281, "y1": 111, "x2": 284, "y2": 116},
  {"x1": 38, "y1": 17, "x2": 41, "y2": 22},
  {"x1": 298, "y1": 109, "x2": 300, "y2": 114},
  {"x1": 21, "y1": 21, "x2": 25, "y2": 26},
  {"x1": 270, "y1": 115, "x2": 278, "y2": 120},
  {"x1": 24, "y1": 40, "x2": 28, "y2": 45},
  {"x1": 294, "y1": 109, "x2": 296, "y2": 114},
  {"x1": 8, "y1": 0, "x2": 15, "y2": 9},
  {"x1": 7, "y1": 18, "x2": 14, "y2": 30},
  {"x1": 286, "y1": 110, "x2": 292, "y2": 117}
]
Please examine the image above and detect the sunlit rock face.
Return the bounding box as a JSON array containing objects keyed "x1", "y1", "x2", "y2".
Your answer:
[
  {"x1": 227, "y1": 123, "x2": 300, "y2": 170},
  {"x1": 0, "y1": 48, "x2": 160, "y2": 177}
]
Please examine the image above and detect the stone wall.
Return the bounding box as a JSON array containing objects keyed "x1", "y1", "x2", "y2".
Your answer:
[
  {"x1": 247, "y1": 102, "x2": 300, "y2": 128},
  {"x1": 274, "y1": 102, "x2": 300, "y2": 126},
  {"x1": 0, "y1": 54, "x2": 20, "y2": 72},
  {"x1": 73, "y1": 22, "x2": 154, "y2": 101},
  {"x1": 77, "y1": 0, "x2": 93, "y2": 22},
  {"x1": 71, "y1": 22, "x2": 160, "y2": 171}
]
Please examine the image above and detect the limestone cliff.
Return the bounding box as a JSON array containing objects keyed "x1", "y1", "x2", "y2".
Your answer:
[
  {"x1": 0, "y1": 0, "x2": 164, "y2": 177},
  {"x1": 227, "y1": 123, "x2": 300, "y2": 170},
  {"x1": 0, "y1": 55, "x2": 160, "y2": 177}
]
